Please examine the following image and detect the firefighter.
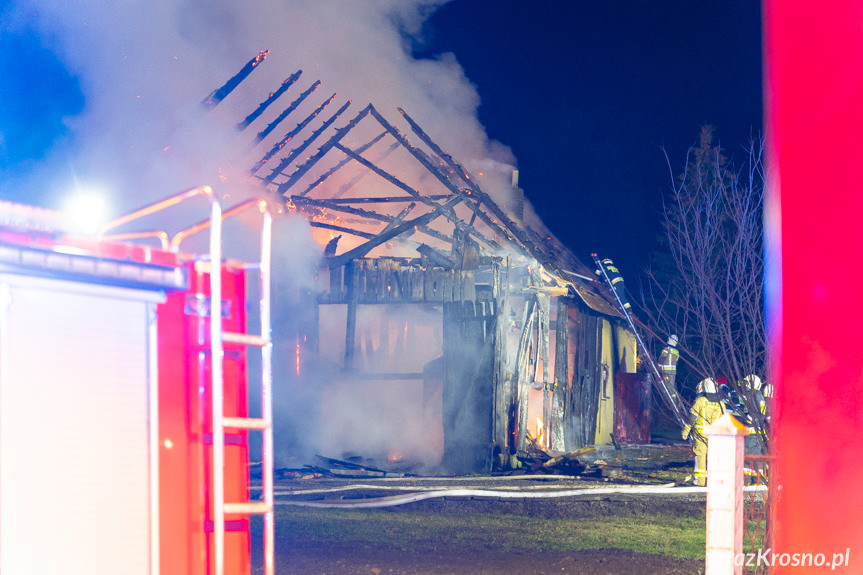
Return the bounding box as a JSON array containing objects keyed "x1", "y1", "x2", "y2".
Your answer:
[
  {"x1": 743, "y1": 374, "x2": 767, "y2": 417},
  {"x1": 740, "y1": 374, "x2": 767, "y2": 455},
  {"x1": 719, "y1": 377, "x2": 752, "y2": 427},
  {"x1": 762, "y1": 382, "x2": 774, "y2": 422},
  {"x1": 595, "y1": 258, "x2": 631, "y2": 310},
  {"x1": 681, "y1": 377, "x2": 726, "y2": 486},
  {"x1": 658, "y1": 334, "x2": 680, "y2": 391}
]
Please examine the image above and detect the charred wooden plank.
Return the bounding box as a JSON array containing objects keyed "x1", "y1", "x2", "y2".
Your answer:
[
  {"x1": 253, "y1": 80, "x2": 321, "y2": 147},
  {"x1": 551, "y1": 297, "x2": 568, "y2": 452},
  {"x1": 325, "y1": 207, "x2": 446, "y2": 269},
  {"x1": 299, "y1": 131, "x2": 388, "y2": 196},
  {"x1": 202, "y1": 50, "x2": 268, "y2": 109},
  {"x1": 515, "y1": 297, "x2": 537, "y2": 452},
  {"x1": 278, "y1": 104, "x2": 374, "y2": 195},
  {"x1": 378, "y1": 202, "x2": 415, "y2": 235},
  {"x1": 328, "y1": 264, "x2": 343, "y2": 301},
  {"x1": 344, "y1": 262, "x2": 358, "y2": 369},
  {"x1": 309, "y1": 221, "x2": 376, "y2": 240},
  {"x1": 315, "y1": 454, "x2": 386, "y2": 474},
  {"x1": 460, "y1": 270, "x2": 476, "y2": 302},
  {"x1": 237, "y1": 70, "x2": 302, "y2": 131},
  {"x1": 264, "y1": 99, "x2": 352, "y2": 183},
  {"x1": 293, "y1": 195, "x2": 394, "y2": 222},
  {"x1": 364, "y1": 107, "x2": 504, "y2": 253},
  {"x1": 330, "y1": 141, "x2": 490, "y2": 251},
  {"x1": 416, "y1": 244, "x2": 453, "y2": 269},
  {"x1": 397, "y1": 108, "x2": 541, "y2": 257},
  {"x1": 253, "y1": 91, "x2": 336, "y2": 174},
  {"x1": 441, "y1": 300, "x2": 496, "y2": 474},
  {"x1": 326, "y1": 195, "x2": 451, "y2": 204},
  {"x1": 493, "y1": 257, "x2": 511, "y2": 453},
  {"x1": 540, "y1": 293, "x2": 552, "y2": 450},
  {"x1": 333, "y1": 141, "x2": 401, "y2": 199}
]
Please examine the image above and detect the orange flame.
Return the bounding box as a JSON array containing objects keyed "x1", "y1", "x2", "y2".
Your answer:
[{"x1": 253, "y1": 50, "x2": 270, "y2": 66}]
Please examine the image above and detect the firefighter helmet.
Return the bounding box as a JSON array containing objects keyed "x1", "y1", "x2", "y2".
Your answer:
[
  {"x1": 697, "y1": 377, "x2": 717, "y2": 394},
  {"x1": 762, "y1": 383, "x2": 774, "y2": 398},
  {"x1": 743, "y1": 374, "x2": 763, "y2": 391},
  {"x1": 667, "y1": 334, "x2": 678, "y2": 347}
]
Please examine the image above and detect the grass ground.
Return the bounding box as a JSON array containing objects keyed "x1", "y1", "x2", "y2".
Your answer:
[{"x1": 275, "y1": 506, "x2": 706, "y2": 560}]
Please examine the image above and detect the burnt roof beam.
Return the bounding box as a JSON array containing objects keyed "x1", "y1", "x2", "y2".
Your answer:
[
  {"x1": 365, "y1": 106, "x2": 519, "y2": 254},
  {"x1": 263, "y1": 99, "x2": 352, "y2": 183},
  {"x1": 377, "y1": 202, "x2": 416, "y2": 234},
  {"x1": 237, "y1": 70, "x2": 302, "y2": 131},
  {"x1": 292, "y1": 197, "x2": 455, "y2": 247},
  {"x1": 331, "y1": 141, "x2": 500, "y2": 253},
  {"x1": 202, "y1": 50, "x2": 269, "y2": 109},
  {"x1": 254, "y1": 80, "x2": 321, "y2": 145},
  {"x1": 291, "y1": 195, "x2": 394, "y2": 223},
  {"x1": 308, "y1": 221, "x2": 376, "y2": 240},
  {"x1": 252, "y1": 90, "x2": 334, "y2": 174},
  {"x1": 276, "y1": 104, "x2": 375, "y2": 196},
  {"x1": 325, "y1": 194, "x2": 451, "y2": 204},
  {"x1": 398, "y1": 107, "x2": 558, "y2": 271},
  {"x1": 326, "y1": 205, "x2": 451, "y2": 269},
  {"x1": 298, "y1": 131, "x2": 388, "y2": 197},
  {"x1": 333, "y1": 141, "x2": 400, "y2": 199}
]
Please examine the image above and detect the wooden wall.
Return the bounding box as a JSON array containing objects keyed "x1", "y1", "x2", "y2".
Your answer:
[{"x1": 312, "y1": 256, "x2": 636, "y2": 472}]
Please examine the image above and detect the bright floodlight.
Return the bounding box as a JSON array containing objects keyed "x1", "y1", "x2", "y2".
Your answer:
[{"x1": 65, "y1": 194, "x2": 106, "y2": 235}]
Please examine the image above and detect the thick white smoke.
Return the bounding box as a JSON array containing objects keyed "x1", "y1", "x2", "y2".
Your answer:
[
  {"x1": 6, "y1": 0, "x2": 521, "y2": 472},
  {"x1": 6, "y1": 0, "x2": 514, "y2": 216}
]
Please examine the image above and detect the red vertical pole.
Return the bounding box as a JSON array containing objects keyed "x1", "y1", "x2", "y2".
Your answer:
[{"x1": 766, "y1": 2, "x2": 863, "y2": 570}]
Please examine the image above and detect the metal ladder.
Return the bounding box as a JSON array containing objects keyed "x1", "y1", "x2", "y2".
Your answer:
[
  {"x1": 591, "y1": 253, "x2": 689, "y2": 428},
  {"x1": 99, "y1": 188, "x2": 275, "y2": 575},
  {"x1": 195, "y1": 199, "x2": 274, "y2": 575}
]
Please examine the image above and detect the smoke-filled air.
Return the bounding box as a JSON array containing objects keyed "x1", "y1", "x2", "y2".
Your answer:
[
  {"x1": 3, "y1": 0, "x2": 514, "y2": 211},
  {"x1": 4, "y1": 0, "x2": 539, "y2": 472}
]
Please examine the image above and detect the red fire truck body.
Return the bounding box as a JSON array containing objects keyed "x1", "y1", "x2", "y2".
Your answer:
[
  {"x1": 0, "y1": 190, "x2": 272, "y2": 575},
  {"x1": 158, "y1": 261, "x2": 251, "y2": 575}
]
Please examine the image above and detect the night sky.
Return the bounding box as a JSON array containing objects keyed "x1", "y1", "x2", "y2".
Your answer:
[
  {"x1": 417, "y1": 0, "x2": 763, "y2": 275},
  {"x1": 0, "y1": 0, "x2": 763, "y2": 277}
]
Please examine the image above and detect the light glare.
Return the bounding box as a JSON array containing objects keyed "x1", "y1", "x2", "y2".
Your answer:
[{"x1": 65, "y1": 194, "x2": 106, "y2": 234}]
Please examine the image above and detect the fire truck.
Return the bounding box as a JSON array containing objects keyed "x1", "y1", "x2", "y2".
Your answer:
[{"x1": 0, "y1": 186, "x2": 274, "y2": 575}]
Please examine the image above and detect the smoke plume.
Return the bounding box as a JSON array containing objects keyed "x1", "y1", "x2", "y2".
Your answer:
[
  {"x1": 5, "y1": 0, "x2": 514, "y2": 215},
  {"x1": 6, "y1": 0, "x2": 523, "y2": 471}
]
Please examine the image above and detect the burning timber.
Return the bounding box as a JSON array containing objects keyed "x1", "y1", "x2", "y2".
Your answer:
[
  {"x1": 201, "y1": 49, "x2": 269, "y2": 109},
  {"x1": 236, "y1": 69, "x2": 303, "y2": 131},
  {"x1": 207, "y1": 51, "x2": 658, "y2": 475}
]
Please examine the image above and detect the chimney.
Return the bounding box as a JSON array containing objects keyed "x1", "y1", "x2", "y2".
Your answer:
[{"x1": 510, "y1": 169, "x2": 525, "y2": 223}]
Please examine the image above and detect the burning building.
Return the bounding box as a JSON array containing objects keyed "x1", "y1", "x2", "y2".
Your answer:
[{"x1": 205, "y1": 54, "x2": 651, "y2": 475}]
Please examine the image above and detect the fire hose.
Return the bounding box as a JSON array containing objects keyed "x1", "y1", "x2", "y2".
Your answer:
[{"x1": 272, "y1": 484, "x2": 766, "y2": 509}]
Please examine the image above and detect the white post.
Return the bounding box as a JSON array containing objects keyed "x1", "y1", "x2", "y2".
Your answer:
[{"x1": 705, "y1": 413, "x2": 749, "y2": 575}]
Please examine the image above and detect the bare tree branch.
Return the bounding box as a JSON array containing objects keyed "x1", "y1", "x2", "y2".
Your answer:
[{"x1": 641, "y1": 126, "x2": 768, "y2": 450}]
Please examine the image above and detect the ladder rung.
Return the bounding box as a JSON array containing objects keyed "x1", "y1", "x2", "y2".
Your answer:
[
  {"x1": 223, "y1": 331, "x2": 268, "y2": 347},
  {"x1": 223, "y1": 416, "x2": 269, "y2": 430},
  {"x1": 224, "y1": 501, "x2": 271, "y2": 515}
]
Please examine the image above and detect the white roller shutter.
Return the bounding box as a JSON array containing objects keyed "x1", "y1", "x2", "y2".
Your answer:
[{"x1": 0, "y1": 275, "x2": 161, "y2": 575}]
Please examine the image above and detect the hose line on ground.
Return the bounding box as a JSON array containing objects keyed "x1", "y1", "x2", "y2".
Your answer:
[{"x1": 274, "y1": 484, "x2": 767, "y2": 509}]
